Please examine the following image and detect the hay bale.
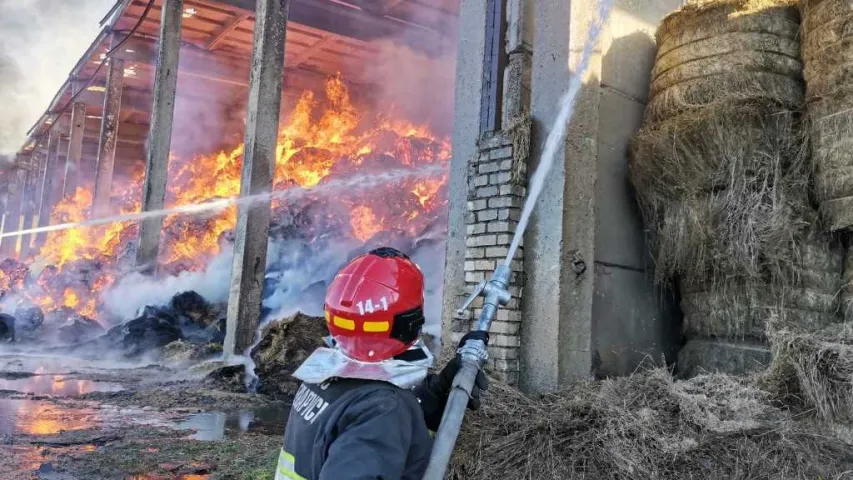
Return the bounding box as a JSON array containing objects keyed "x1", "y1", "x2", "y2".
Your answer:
[
  {"x1": 656, "y1": 1, "x2": 800, "y2": 58},
  {"x1": 819, "y1": 197, "x2": 853, "y2": 232},
  {"x1": 678, "y1": 337, "x2": 771, "y2": 376},
  {"x1": 631, "y1": 100, "x2": 803, "y2": 202},
  {"x1": 765, "y1": 322, "x2": 853, "y2": 421},
  {"x1": 449, "y1": 368, "x2": 853, "y2": 479},
  {"x1": 653, "y1": 32, "x2": 799, "y2": 79},
  {"x1": 631, "y1": 95, "x2": 813, "y2": 284},
  {"x1": 842, "y1": 243, "x2": 853, "y2": 321},
  {"x1": 815, "y1": 167, "x2": 853, "y2": 202},
  {"x1": 802, "y1": 0, "x2": 853, "y2": 43},
  {"x1": 650, "y1": 51, "x2": 802, "y2": 98},
  {"x1": 645, "y1": 71, "x2": 803, "y2": 122}
]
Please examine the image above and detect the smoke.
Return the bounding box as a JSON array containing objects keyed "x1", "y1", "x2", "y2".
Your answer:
[
  {"x1": 0, "y1": 0, "x2": 115, "y2": 154},
  {"x1": 359, "y1": 40, "x2": 457, "y2": 137},
  {"x1": 102, "y1": 245, "x2": 234, "y2": 320}
]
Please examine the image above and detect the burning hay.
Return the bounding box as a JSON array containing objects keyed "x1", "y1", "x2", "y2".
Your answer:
[
  {"x1": 449, "y1": 368, "x2": 853, "y2": 480},
  {"x1": 802, "y1": 0, "x2": 853, "y2": 230},
  {"x1": 207, "y1": 313, "x2": 327, "y2": 399}
]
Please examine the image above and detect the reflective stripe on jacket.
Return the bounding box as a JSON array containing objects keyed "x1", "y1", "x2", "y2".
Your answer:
[{"x1": 279, "y1": 378, "x2": 432, "y2": 480}]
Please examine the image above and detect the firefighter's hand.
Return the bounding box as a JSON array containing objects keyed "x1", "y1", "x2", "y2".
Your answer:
[{"x1": 436, "y1": 331, "x2": 490, "y2": 410}]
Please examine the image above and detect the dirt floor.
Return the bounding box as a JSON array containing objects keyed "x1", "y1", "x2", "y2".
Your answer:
[{"x1": 0, "y1": 351, "x2": 287, "y2": 480}]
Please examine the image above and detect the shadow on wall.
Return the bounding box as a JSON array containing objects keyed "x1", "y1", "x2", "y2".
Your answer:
[{"x1": 592, "y1": 29, "x2": 682, "y2": 378}]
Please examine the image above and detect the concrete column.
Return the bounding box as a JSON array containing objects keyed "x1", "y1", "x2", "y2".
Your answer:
[
  {"x1": 63, "y1": 103, "x2": 87, "y2": 198},
  {"x1": 19, "y1": 163, "x2": 37, "y2": 259},
  {"x1": 36, "y1": 129, "x2": 61, "y2": 247},
  {"x1": 502, "y1": 0, "x2": 533, "y2": 126},
  {"x1": 92, "y1": 58, "x2": 125, "y2": 218},
  {"x1": 521, "y1": 0, "x2": 601, "y2": 392},
  {"x1": 1, "y1": 168, "x2": 26, "y2": 258},
  {"x1": 440, "y1": 0, "x2": 489, "y2": 355},
  {"x1": 136, "y1": 0, "x2": 184, "y2": 274},
  {"x1": 224, "y1": 0, "x2": 290, "y2": 356}
]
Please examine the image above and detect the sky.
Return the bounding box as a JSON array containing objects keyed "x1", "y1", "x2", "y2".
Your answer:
[{"x1": 0, "y1": 0, "x2": 116, "y2": 158}]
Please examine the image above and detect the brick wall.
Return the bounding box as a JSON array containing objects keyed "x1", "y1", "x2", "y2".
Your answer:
[{"x1": 451, "y1": 131, "x2": 528, "y2": 384}]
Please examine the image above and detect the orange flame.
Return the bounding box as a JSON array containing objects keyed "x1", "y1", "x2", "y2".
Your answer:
[{"x1": 27, "y1": 73, "x2": 450, "y2": 322}]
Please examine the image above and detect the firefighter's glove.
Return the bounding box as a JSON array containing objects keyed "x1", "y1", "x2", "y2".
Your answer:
[{"x1": 415, "y1": 331, "x2": 490, "y2": 431}]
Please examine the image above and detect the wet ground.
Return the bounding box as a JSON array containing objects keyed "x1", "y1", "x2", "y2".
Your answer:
[{"x1": 0, "y1": 351, "x2": 287, "y2": 480}]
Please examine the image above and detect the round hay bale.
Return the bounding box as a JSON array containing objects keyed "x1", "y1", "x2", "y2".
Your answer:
[
  {"x1": 804, "y1": 62, "x2": 853, "y2": 100},
  {"x1": 819, "y1": 196, "x2": 853, "y2": 231},
  {"x1": 653, "y1": 32, "x2": 800, "y2": 81},
  {"x1": 843, "y1": 244, "x2": 853, "y2": 321},
  {"x1": 631, "y1": 100, "x2": 801, "y2": 200},
  {"x1": 815, "y1": 167, "x2": 853, "y2": 202},
  {"x1": 802, "y1": 0, "x2": 853, "y2": 39},
  {"x1": 656, "y1": 1, "x2": 800, "y2": 58},
  {"x1": 801, "y1": 16, "x2": 853, "y2": 63},
  {"x1": 810, "y1": 129, "x2": 853, "y2": 171},
  {"x1": 683, "y1": 307, "x2": 837, "y2": 339},
  {"x1": 650, "y1": 51, "x2": 802, "y2": 98},
  {"x1": 784, "y1": 266, "x2": 844, "y2": 291},
  {"x1": 682, "y1": 286, "x2": 838, "y2": 315},
  {"x1": 807, "y1": 85, "x2": 853, "y2": 119},
  {"x1": 645, "y1": 72, "x2": 803, "y2": 122},
  {"x1": 678, "y1": 337, "x2": 771, "y2": 376}
]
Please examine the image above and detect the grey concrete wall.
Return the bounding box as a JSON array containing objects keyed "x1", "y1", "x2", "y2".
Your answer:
[
  {"x1": 440, "y1": 0, "x2": 488, "y2": 355},
  {"x1": 521, "y1": 0, "x2": 683, "y2": 392},
  {"x1": 592, "y1": 1, "x2": 683, "y2": 377},
  {"x1": 443, "y1": 0, "x2": 685, "y2": 392}
]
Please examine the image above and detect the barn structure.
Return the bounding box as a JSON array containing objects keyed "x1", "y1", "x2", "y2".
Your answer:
[{"x1": 4, "y1": 0, "x2": 691, "y2": 393}]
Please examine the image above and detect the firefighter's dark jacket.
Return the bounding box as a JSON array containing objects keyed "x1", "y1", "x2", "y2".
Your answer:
[{"x1": 279, "y1": 377, "x2": 435, "y2": 480}]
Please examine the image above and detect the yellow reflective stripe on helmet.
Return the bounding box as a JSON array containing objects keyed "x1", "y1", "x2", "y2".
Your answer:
[
  {"x1": 324, "y1": 311, "x2": 331, "y2": 323},
  {"x1": 333, "y1": 316, "x2": 355, "y2": 330},
  {"x1": 363, "y1": 320, "x2": 390, "y2": 332},
  {"x1": 275, "y1": 449, "x2": 306, "y2": 480}
]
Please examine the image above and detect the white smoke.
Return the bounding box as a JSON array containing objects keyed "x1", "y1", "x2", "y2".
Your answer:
[
  {"x1": 0, "y1": 0, "x2": 115, "y2": 154},
  {"x1": 103, "y1": 245, "x2": 234, "y2": 320}
]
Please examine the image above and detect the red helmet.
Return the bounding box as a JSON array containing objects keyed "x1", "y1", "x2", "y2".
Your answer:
[{"x1": 325, "y1": 247, "x2": 425, "y2": 362}]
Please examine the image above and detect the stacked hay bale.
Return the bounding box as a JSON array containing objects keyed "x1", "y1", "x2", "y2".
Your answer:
[
  {"x1": 801, "y1": 0, "x2": 853, "y2": 319},
  {"x1": 630, "y1": 0, "x2": 843, "y2": 376},
  {"x1": 803, "y1": 0, "x2": 853, "y2": 231}
]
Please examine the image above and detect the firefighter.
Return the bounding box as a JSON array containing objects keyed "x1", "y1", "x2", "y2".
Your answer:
[{"x1": 276, "y1": 247, "x2": 488, "y2": 480}]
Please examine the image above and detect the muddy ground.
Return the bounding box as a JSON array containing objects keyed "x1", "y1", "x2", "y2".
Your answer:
[{"x1": 0, "y1": 352, "x2": 288, "y2": 480}]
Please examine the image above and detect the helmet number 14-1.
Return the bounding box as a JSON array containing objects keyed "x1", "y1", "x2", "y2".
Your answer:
[{"x1": 357, "y1": 297, "x2": 389, "y2": 315}]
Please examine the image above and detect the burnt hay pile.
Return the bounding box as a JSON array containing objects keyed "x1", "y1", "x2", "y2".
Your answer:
[
  {"x1": 630, "y1": 0, "x2": 844, "y2": 375},
  {"x1": 450, "y1": 369, "x2": 853, "y2": 480}
]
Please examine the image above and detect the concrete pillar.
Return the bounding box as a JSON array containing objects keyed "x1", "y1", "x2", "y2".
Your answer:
[
  {"x1": 502, "y1": 0, "x2": 533, "y2": 126},
  {"x1": 36, "y1": 129, "x2": 61, "y2": 247},
  {"x1": 64, "y1": 103, "x2": 87, "y2": 198},
  {"x1": 19, "y1": 163, "x2": 37, "y2": 259},
  {"x1": 520, "y1": 0, "x2": 601, "y2": 392},
  {"x1": 136, "y1": 0, "x2": 184, "y2": 274},
  {"x1": 92, "y1": 58, "x2": 125, "y2": 218},
  {"x1": 224, "y1": 0, "x2": 290, "y2": 356},
  {"x1": 1, "y1": 168, "x2": 26, "y2": 258},
  {"x1": 440, "y1": 0, "x2": 489, "y2": 355}
]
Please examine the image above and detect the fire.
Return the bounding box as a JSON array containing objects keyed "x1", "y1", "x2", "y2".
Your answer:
[
  {"x1": 350, "y1": 206, "x2": 380, "y2": 242},
  {"x1": 19, "y1": 73, "x2": 450, "y2": 323}
]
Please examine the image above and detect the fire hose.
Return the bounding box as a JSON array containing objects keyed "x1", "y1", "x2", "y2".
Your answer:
[{"x1": 422, "y1": 266, "x2": 511, "y2": 480}]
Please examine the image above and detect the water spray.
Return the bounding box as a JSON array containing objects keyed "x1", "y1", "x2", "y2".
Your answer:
[
  {"x1": 422, "y1": 2, "x2": 613, "y2": 478},
  {"x1": 0, "y1": 165, "x2": 446, "y2": 240}
]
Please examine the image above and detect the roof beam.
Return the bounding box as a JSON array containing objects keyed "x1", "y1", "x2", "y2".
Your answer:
[
  {"x1": 207, "y1": 11, "x2": 251, "y2": 50},
  {"x1": 192, "y1": 0, "x2": 446, "y2": 53}
]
